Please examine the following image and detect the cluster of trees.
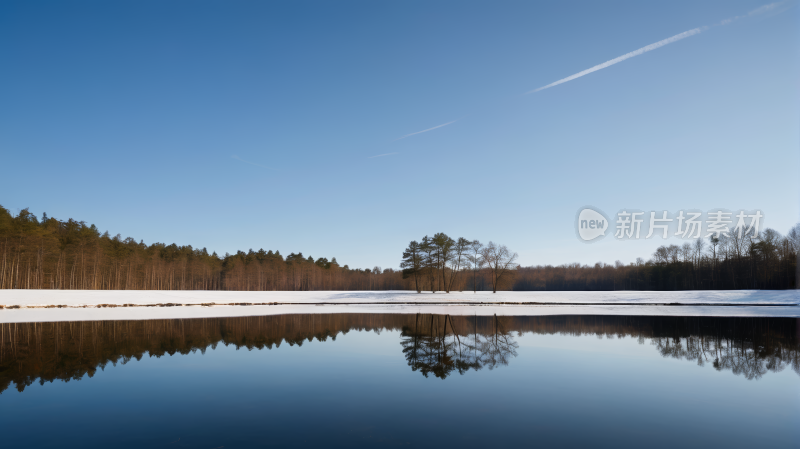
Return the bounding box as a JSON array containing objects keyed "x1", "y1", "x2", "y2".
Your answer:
[
  {"x1": 515, "y1": 225, "x2": 798, "y2": 291},
  {"x1": 401, "y1": 234, "x2": 518, "y2": 293},
  {"x1": 3, "y1": 313, "x2": 796, "y2": 392},
  {"x1": 1, "y1": 205, "x2": 796, "y2": 291},
  {"x1": 0, "y1": 206, "x2": 405, "y2": 291}
]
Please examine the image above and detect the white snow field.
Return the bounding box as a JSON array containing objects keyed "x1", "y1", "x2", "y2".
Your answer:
[{"x1": 0, "y1": 290, "x2": 797, "y2": 323}]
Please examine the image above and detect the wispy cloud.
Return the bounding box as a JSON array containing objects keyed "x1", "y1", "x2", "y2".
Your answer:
[
  {"x1": 527, "y1": 2, "x2": 786, "y2": 94},
  {"x1": 394, "y1": 120, "x2": 457, "y2": 141},
  {"x1": 231, "y1": 155, "x2": 277, "y2": 170},
  {"x1": 368, "y1": 152, "x2": 398, "y2": 159}
]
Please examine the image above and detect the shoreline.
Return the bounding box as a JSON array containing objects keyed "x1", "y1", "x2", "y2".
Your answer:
[{"x1": 0, "y1": 290, "x2": 797, "y2": 322}]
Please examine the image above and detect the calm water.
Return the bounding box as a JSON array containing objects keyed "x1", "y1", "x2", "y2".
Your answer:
[{"x1": 1, "y1": 314, "x2": 798, "y2": 448}]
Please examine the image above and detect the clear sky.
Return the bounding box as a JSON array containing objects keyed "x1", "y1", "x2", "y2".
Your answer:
[{"x1": 1, "y1": 1, "x2": 797, "y2": 270}]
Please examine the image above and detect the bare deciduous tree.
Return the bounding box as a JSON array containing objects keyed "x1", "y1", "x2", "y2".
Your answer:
[{"x1": 480, "y1": 242, "x2": 518, "y2": 293}]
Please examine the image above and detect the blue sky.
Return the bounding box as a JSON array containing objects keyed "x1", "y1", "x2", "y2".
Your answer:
[{"x1": 1, "y1": 1, "x2": 797, "y2": 270}]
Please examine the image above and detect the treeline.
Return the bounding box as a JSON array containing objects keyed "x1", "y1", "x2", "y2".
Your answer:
[
  {"x1": 0, "y1": 206, "x2": 407, "y2": 291},
  {"x1": 2, "y1": 314, "x2": 797, "y2": 392},
  {"x1": 515, "y1": 225, "x2": 799, "y2": 291},
  {"x1": 1, "y1": 205, "x2": 797, "y2": 291}
]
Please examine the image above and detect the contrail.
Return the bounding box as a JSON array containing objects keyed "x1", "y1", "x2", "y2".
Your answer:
[
  {"x1": 368, "y1": 152, "x2": 398, "y2": 159},
  {"x1": 527, "y1": 28, "x2": 704, "y2": 94},
  {"x1": 395, "y1": 120, "x2": 457, "y2": 141},
  {"x1": 232, "y1": 155, "x2": 277, "y2": 170},
  {"x1": 527, "y1": 2, "x2": 786, "y2": 94}
]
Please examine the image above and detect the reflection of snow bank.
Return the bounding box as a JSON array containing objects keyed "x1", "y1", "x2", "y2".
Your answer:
[{"x1": 0, "y1": 290, "x2": 797, "y2": 322}]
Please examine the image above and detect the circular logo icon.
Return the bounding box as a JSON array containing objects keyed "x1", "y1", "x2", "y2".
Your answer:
[{"x1": 575, "y1": 206, "x2": 609, "y2": 243}]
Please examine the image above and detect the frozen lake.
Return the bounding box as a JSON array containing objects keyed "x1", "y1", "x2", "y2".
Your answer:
[
  {"x1": 1, "y1": 290, "x2": 798, "y2": 322},
  {"x1": 1, "y1": 313, "x2": 798, "y2": 448}
]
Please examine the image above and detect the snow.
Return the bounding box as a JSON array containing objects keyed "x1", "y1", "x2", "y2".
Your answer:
[{"x1": 0, "y1": 290, "x2": 797, "y2": 323}]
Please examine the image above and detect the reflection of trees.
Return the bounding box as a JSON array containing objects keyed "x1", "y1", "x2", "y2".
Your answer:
[
  {"x1": 0, "y1": 315, "x2": 400, "y2": 394},
  {"x1": 1, "y1": 315, "x2": 797, "y2": 393},
  {"x1": 400, "y1": 314, "x2": 518, "y2": 379},
  {"x1": 650, "y1": 327, "x2": 789, "y2": 380}
]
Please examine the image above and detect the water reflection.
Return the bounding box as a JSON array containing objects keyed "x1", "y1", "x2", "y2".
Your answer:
[
  {"x1": 401, "y1": 314, "x2": 519, "y2": 378},
  {"x1": 1, "y1": 314, "x2": 798, "y2": 393}
]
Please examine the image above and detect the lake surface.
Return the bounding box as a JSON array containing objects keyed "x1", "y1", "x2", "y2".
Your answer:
[{"x1": 1, "y1": 313, "x2": 798, "y2": 448}]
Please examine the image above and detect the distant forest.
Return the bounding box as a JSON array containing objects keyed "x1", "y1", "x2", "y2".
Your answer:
[{"x1": 0, "y1": 205, "x2": 797, "y2": 291}]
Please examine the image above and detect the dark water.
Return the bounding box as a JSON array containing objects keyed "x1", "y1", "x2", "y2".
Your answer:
[{"x1": 1, "y1": 314, "x2": 798, "y2": 448}]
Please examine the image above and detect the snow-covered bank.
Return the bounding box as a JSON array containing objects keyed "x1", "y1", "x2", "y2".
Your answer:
[
  {"x1": 0, "y1": 290, "x2": 797, "y2": 322},
  {"x1": 2, "y1": 289, "x2": 798, "y2": 306},
  {"x1": 0, "y1": 303, "x2": 797, "y2": 323}
]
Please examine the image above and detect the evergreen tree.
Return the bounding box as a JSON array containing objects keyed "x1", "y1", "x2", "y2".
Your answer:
[{"x1": 401, "y1": 241, "x2": 423, "y2": 293}]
